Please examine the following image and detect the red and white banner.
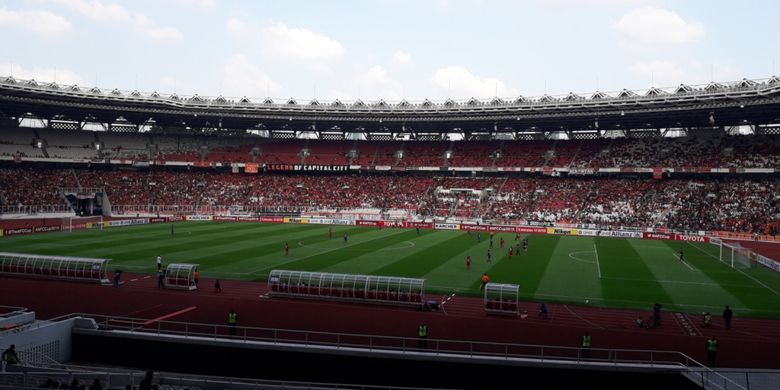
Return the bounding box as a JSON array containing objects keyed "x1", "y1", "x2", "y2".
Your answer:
[
  {"x1": 403, "y1": 221, "x2": 433, "y2": 229},
  {"x1": 674, "y1": 234, "x2": 709, "y2": 243},
  {"x1": 460, "y1": 224, "x2": 489, "y2": 232},
  {"x1": 516, "y1": 226, "x2": 548, "y2": 234},
  {"x1": 244, "y1": 163, "x2": 259, "y2": 174},
  {"x1": 643, "y1": 232, "x2": 674, "y2": 240},
  {"x1": 653, "y1": 167, "x2": 663, "y2": 180}
]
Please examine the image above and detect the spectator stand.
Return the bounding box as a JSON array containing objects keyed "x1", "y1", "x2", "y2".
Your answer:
[
  {"x1": 0, "y1": 252, "x2": 111, "y2": 285},
  {"x1": 484, "y1": 282, "x2": 519, "y2": 316},
  {"x1": 268, "y1": 269, "x2": 425, "y2": 307},
  {"x1": 164, "y1": 263, "x2": 199, "y2": 290}
]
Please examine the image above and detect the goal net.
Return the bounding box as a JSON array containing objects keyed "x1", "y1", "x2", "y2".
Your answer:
[
  {"x1": 61, "y1": 216, "x2": 104, "y2": 233},
  {"x1": 709, "y1": 238, "x2": 754, "y2": 269}
]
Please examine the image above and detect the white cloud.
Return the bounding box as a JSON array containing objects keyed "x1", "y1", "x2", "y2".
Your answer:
[
  {"x1": 225, "y1": 18, "x2": 244, "y2": 33},
  {"x1": 628, "y1": 60, "x2": 742, "y2": 87},
  {"x1": 222, "y1": 54, "x2": 282, "y2": 98},
  {"x1": 614, "y1": 7, "x2": 704, "y2": 45},
  {"x1": 226, "y1": 19, "x2": 345, "y2": 61},
  {"x1": 263, "y1": 22, "x2": 345, "y2": 60},
  {"x1": 355, "y1": 65, "x2": 393, "y2": 87},
  {"x1": 52, "y1": 0, "x2": 129, "y2": 21},
  {"x1": 628, "y1": 60, "x2": 689, "y2": 86},
  {"x1": 168, "y1": 0, "x2": 216, "y2": 8},
  {"x1": 52, "y1": 0, "x2": 183, "y2": 41},
  {"x1": 0, "y1": 9, "x2": 72, "y2": 36},
  {"x1": 431, "y1": 66, "x2": 517, "y2": 98},
  {"x1": 132, "y1": 13, "x2": 183, "y2": 41},
  {"x1": 354, "y1": 65, "x2": 403, "y2": 100},
  {"x1": 0, "y1": 63, "x2": 87, "y2": 86},
  {"x1": 392, "y1": 51, "x2": 413, "y2": 66}
]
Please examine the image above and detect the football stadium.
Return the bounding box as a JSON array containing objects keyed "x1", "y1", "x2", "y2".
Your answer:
[{"x1": 1, "y1": 2, "x2": 780, "y2": 389}]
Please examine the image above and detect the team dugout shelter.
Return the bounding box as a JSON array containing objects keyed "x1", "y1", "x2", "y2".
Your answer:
[
  {"x1": 164, "y1": 263, "x2": 199, "y2": 290},
  {"x1": 484, "y1": 282, "x2": 520, "y2": 316},
  {"x1": 268, "y1": 269, "x2": 425, "y2": 307},
  {"x1": 0, "y1": 252, "x2": 111, "y2": 284}
]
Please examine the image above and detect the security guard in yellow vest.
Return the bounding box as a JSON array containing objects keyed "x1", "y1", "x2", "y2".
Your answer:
[
  {"x1": 581, "y1": 334, "x2": 592, "y2": 358},
  {"x1": 418, "y1": 324, "x2": 428, "y2": 349},
  {"x1": 228, "y1": 310, "x2": 238, "y2": 336},
  {"x1": 707, "y1": 337, "x2": 718, "y2": 366}
]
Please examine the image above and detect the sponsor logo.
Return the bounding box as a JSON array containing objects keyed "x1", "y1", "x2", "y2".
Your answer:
[
  {"x1": 434, "y1": 223, "x2": 460, "y2": 230},
  {"x1": 674, "y1": 234, "x2": 708, "y2": 243},
  {"x1": 33, "y1": 225, "x2": 61, "y2": 233},
  {"x1": 185, "y1": 215, "x2": 213, "y2": 221},
  {"x1": 598, "y1": 230, "x2": 643, "y2": 238},
  {"x1": 109, "y1": 219, "x2": 148, "y2": 227},
  {"x1": 577, "y1": 229, "x2": 599, "y2": 236},
  {"x1": 307, "y1": 218, "x2": 332, "y2": 225},
  {"x1": 4, "y1": 227, "x2": 33, "y2": 235},
  {"x1": 756, "y1": 255, "x2": 780, "y2": 273},
  {"x1": 460, "y1": 224, "x2": 488, "y2": 232},
  {"x1": 214, "y1": 216, "x2": 237, "y2": 222},
  {"x1": 490, "y1": 225, "x2": 516, "y2": 233},
  {"x1": 643, "y1": 232, "x2": 673, "y2": 240},
  {"x1": 356, "y1": 220, "x2": 380, "y2": 227},
  {"x1": 267, "y1": 164, "x2": 350, "y2": 172},
  {"x1": 515, "y1": 226, "x2": 547, "y2": 234},
  {"x1": 149, "y1": 218, "x2": 168, "y2": 223},
  {"x1": 260, "y1": 217, "x2": 284, "y2": 223},
  {"x1": 404, "y1": 222, "x2": 433, "y2": 229}
]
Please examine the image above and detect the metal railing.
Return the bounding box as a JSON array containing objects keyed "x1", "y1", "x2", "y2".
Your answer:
[
  {"x1": 59, "y1": 313, "x2": 724, "y2": 367},
  {"x1": 23, "y1": 311, "x2": 746, "y2": 389},
  {"x1": 0, "y1": 204, "x2": 73, "y2": 216}
]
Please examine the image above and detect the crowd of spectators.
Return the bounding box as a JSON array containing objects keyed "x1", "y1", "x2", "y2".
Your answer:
[{"x1": 1, "y1": 167, "x2": 778, "y2": 234}]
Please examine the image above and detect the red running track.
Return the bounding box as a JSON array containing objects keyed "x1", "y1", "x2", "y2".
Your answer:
[{"x1": 1, "y1": 273, "x2": 779, "y2": 369}]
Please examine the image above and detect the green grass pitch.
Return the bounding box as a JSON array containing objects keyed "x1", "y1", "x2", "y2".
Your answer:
[{"x1": 3, "y1": 221, "x2": 780, "y2": 318}]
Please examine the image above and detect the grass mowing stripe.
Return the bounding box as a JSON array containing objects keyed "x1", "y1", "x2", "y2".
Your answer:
[
  {"x1": 509, "y1": 235, "x2": 561, "y2": 297},
  {"x1": 372, "y1": 232, "x2": 483, "y2": 277},
  {"x1": 596, "y1": 237, "x2": 674, "y2": 309},
  {"x1": 31, "y1": 223, "x2": 319, "y2": 260},
  {"x1": 0, "y1": 221, "x2": 273, "y2": 254},
  {"x1": 1, "y1": 221, "x2": 233, "y2": 247},
  {"x1": 267, "y1": 229, "x2": 417, "y2": 273},
  {"x1": 678, "y1": 241, "x2": 780, "y2": 312},
  {"x1": 321, "y1": 230, "x2": 442, "y2": 275},
  {"x1": 191, "y1": 226, "x2": 371, "y2": 271},
  {"x1": 532, "y1": 236, "x2": 603, "y2": 305},
  {"x1": 101, "y1": 224, "x2": 324, "y2": 264}
]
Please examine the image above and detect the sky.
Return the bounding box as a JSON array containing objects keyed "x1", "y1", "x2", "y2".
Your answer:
[{"x1": 0, "y1": 0, "x2": 779, "y2": 103}]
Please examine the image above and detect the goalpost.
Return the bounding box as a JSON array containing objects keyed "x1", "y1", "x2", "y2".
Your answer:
[
  {"x1": 61, "y1": 216, "x2": 104, "y2": 233},
  {"x1": 709, "y1": 237, "x2": 755, "y2": 269}
]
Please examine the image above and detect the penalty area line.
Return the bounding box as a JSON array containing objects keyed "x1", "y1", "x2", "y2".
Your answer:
[
  {"x1": 686, "y1": 241, "x2": 780, "y2": 298},
  {"x1": 673, "y1": 253, "x2": 695, "y2": 271},
  {"x1": 593, "y1": 244, "x2": 602, "y2": 279}
]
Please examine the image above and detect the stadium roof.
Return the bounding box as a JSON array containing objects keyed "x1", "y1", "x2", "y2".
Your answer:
[{"x1": 1, "y1": 75, "x2": 780, "y2": 135}]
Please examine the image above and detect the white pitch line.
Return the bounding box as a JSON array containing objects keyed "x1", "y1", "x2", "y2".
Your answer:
[
  {"x1": 563, "y1": 304, "x2": 604, "y2": 329},
  {"x1": 593, "y1": 244, "x2": 602, "y2": 279},
  {"x1": 686, "y1": 241, "x2": 780, "y2": 298},
  {"x1": 601, "y1": 276, "x2": 732, "y2": 287},
  {"x1": 673, "y1": 253, "x2": 695, "y2": 271}
]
